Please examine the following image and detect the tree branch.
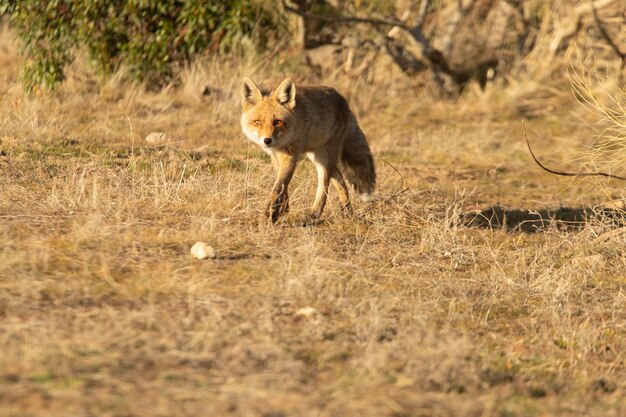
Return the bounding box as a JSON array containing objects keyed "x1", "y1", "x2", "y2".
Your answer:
[
  {"x1": 523, "y1": 121, "x2": 626, "y2": 181},
  {"x1": 441, "y1": 0, "x2": 474, "y2": 55},
  {"x1": 415, "y1": 0, "x2": 431, "y2": 29},
  {"x1": 550, "y1": 0, "x2": 617, "y2": 55},
  {"x1": 589, "y1": 0, "x2": 626, "y2": 80},
  {"x1": 282, "y1": 0, "x2": 454, "y2": 85},
  {"x1": 282, "y1": 1, "x2": 411, "y2": 30}
]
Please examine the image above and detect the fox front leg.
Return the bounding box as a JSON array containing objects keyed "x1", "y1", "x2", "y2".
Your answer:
[
  {"x1": 266, "y1": 183, "x2": 289, "y2": 222},
  {"x1": 266, "y1": 152, "x2": 297, "y2": 222}
]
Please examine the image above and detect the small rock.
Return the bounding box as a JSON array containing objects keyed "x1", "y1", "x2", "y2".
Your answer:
[
  {"x1": 341, "y1": 36, "x2": 360, "y2": 48},
  {"x1": 295, "y1": 306, "x2": 318, "y2": 319},
  {"x1": 591, "y1": 378, "x2": 617, "y2": 393},
  {"x1": 201, "y1": 85, "x2": 224, "y2": 97},
  {"x1": 190, "y1": 242, "x2": 216, "y2": 260},
  {"x1": 377, "y1": 327, "x2": 397, "y2": 342},
  {"x1": 145, "y1": 132, "x2": 167, "y2": 144}
]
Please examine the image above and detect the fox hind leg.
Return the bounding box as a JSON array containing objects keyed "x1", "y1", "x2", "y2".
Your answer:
[
  {"x1": 331, "y1": 169, "x2": 352, "y2": 215},
  {"x1": 311, "y1": 161, "x2": 331, "y2": 219}
]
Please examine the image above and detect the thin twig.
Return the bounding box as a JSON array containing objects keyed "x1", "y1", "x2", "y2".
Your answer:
[
  {"x1": 377, "y1": 158, "x2": 408, "y2": 202},
  {"x1": 590, "y1": 0, "x2": 625, "y2": 82},
  {"x1": 523, "y1": 121, "x2": 626, "y2": 181},
  {"x1": 590, "y1": 0, "x2": 625, "y2": 60}
]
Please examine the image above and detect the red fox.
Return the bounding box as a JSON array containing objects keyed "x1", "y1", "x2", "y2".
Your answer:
[{"x1": 240, "y1": 77, "x2": 376, "y2": 222}]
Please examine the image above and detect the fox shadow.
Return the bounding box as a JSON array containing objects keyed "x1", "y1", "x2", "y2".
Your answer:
[{"x1": 462, "y1": 206, "x2": 626, "y2": 233}]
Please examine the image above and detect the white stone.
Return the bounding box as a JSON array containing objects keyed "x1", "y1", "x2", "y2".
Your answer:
[
  {"x1": 190, "y1": 241, "x2": 216, "y2": 260},
  {"x1": 145, "y1": 132, "x2": 167, "y2": 144},
  {"x1": 295, "y1": 306, "x2": 318, "y2": 319}
]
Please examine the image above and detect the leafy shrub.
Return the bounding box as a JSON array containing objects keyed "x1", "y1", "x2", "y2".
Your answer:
[{"x1": 0, "y1": 0, "x2": 281, "y2": 90}]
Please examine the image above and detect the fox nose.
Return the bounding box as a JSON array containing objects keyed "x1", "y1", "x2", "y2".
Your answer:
[{"x1": 263, "y1": 137, "x2": 272, "y2": 145}]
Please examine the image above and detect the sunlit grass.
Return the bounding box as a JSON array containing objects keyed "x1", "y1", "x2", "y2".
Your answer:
[{"x1": 1, "y1": 23, "x2": 625, "y2": 417}]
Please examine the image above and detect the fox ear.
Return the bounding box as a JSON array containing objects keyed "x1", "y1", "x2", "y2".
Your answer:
[
  {"x1": 274, "y1": 77, "x2": 296, "y2": 109},
  {"x1": 242, "y1": 77, "x2": 262, "y2": 105}
]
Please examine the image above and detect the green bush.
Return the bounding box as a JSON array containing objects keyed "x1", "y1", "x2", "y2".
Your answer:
[{"x1": 0, "y1": 0, "x2": 281, "y2": 90}]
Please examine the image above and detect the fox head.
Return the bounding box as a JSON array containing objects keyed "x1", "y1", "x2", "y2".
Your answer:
[{"x1": 240, "y1": 77, "x2": 296, "y2": 149}]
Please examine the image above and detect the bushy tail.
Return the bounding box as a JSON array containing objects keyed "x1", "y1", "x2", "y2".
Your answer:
[{"x1": 340, "y1": 123, "x2": 376, "y2": 198}]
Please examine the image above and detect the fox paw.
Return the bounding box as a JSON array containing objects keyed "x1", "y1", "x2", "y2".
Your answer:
[
  {"x1": 340, "y1": 203, "x2": 353, "y2": 217},
  {"x1": 266, "y1": 195, "x2": 289, "y2": 223},
  {"x1": 297, "y1": 212, "x2": 323, "y2": 227}
]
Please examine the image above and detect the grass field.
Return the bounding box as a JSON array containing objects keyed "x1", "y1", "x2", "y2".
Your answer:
[{"x1": 1, "y1": 29, "x2": 625, "y2": 417}]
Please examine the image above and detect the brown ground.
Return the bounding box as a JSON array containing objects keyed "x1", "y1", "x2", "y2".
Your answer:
[{"x1": 0, "y1": 30, "x2": 625, "y2": 417}]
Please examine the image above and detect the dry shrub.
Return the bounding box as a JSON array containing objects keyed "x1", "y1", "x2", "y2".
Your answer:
[{"x1": 570, "y1": 70, "x2": 626, "y2": 174}]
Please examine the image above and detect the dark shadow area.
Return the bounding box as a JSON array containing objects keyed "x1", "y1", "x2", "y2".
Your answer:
[{"x1": 462, "y1": 206, "x2": 626, "y2": 233}]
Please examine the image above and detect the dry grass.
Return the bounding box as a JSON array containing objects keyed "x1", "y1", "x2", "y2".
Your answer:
[
  {"x1": 1, "y1": 28, "x2": 625, "y2": 417},
  {"x1": 569, "y1": 70, "x2": 626, "y2": 175}
]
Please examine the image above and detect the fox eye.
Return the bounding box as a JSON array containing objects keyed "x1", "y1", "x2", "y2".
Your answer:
[
  {"x1": 252, "y1": 120, "x2": 262, "y2": 126},
  {"x1": 273, "y1": 119, "x2": 284, "y2": 127}
]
